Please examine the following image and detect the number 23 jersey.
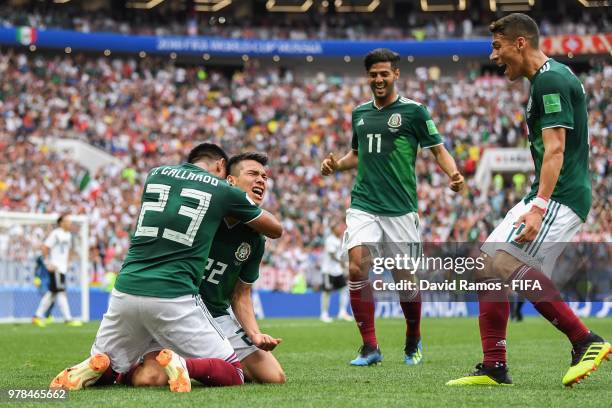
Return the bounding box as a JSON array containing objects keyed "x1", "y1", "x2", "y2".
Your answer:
[{"x1": 115, "y1": 163, "x2": 262, "y2": 298}]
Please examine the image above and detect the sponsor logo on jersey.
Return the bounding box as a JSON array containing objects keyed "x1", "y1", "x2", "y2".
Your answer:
[
  {"x1": 387, "y1": 113, "x2": 401, "y2": 128},
  {"x1": 357, "y1": 118, "x2": 365, "y2": 126},
  {"x1": 235, "y1": 242, "x2": 251, "y2": 262}
]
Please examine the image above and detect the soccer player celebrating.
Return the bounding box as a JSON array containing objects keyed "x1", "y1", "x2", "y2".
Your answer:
[
  {"x1": 320, "y1": 48, "x2": 464, "y2": 366},
  {"x1": 33, "y1": 214, "x2": 82, "y2": 327},
  {"x1": 131, "y1": 152, "x2": 286, "y2": 386},
  {"x1": 50, "y1": 143, "x2": 283, "y2": 392},
  {"x1": 447, "y1": 13, "x2": 610, "y2": 387}
]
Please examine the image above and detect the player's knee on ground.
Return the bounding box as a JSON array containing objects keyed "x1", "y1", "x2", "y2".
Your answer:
[
  {"x1": 247, "y1": 366, "x2": 286, "y2": 384},
  {"x1": 132, "y1": 353, "x2": 168, "y2": 387},
  {"x1": 243, "y1": 351, "x2": 286, "y2": 384},
  {"x1": 491, "y1": 251, "x2": 524, "y2": 281},
  {"x1": 131, "y1": 364, "x2": 168, "y2": 387}
]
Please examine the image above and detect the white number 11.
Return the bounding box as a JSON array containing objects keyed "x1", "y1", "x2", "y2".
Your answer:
[{"x1": 366, "y1": 133, "x2": 381, "y2": 153}]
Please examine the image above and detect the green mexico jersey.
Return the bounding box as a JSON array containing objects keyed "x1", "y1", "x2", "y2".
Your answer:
[
  {"x1": 524, "y1": 59, "x2": 591, "y2": 220},
  {"x1": 350, "y1": 95, "x2": 443, "y2": 216},
  {"x1": 200, "y1": 221, "x2": 265, "y2": 318},
  {"x1": 115, "y1": 163, "x2": 263, "y2": 298}
]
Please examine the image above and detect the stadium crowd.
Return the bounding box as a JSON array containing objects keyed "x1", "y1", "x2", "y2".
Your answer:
[
  {"x1": 1, "y1": 6, "x2": 609, "y2": 40},
  {"x1": 0, "y1": 51, "x2": 609, "y2": 291}
]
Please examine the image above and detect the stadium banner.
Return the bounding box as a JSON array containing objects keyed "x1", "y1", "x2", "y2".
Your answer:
[
  {"x1": 541, "y1": 34, "x2": 612, "y2": 56},
  {"x1": 1, "y1": 27, "x2": 610, "y2": 57},
  {"x1": 0, "y1": 288, "x2": 610, "y2": 321}
]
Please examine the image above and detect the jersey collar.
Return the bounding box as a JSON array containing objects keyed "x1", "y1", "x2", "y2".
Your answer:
[
  {"x1": 530, "y1": 58, "x2": 553, "y2": 83},
  {"x1": 372, "y1": 94, "x2": 400, "y2": 110}
]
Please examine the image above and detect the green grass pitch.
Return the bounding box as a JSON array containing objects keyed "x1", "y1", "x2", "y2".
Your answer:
[{"x1": 0, "y1": 317, "x2": 610, "y2": 407}]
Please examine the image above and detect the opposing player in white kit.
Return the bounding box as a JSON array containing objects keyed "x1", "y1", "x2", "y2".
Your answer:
[
  {"x1": 49, "y1": 143, "x2": 283, "y2": 392},
  {"x1": 33, "y1": 214, "x2": 81, "y2": 327},
  {"x1": 320, "y1": 221, "x2": 352, "y2": 323}
]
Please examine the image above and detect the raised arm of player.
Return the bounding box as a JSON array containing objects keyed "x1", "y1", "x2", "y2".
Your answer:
[
  {"x1": 225, "y1": 186, "x2": 283, "y2": 239},
  {"x1": 429, "y1": 144, "x2": 465, "y2": 192},
  {"x1": 320, "y1": 151, "x2": 358, "y2": 176},
  {"x1": 246, "y1": 211, "x2": 283, "y2": 239},
  {"x1": 231, "y1": 280, "x2": 282, "y2": 351},
  {"x1": 514, "y1": 127, "x2": 565, "y2": 243}
]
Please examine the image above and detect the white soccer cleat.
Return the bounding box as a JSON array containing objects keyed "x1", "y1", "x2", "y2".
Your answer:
[
  {"x1": 320, "y1": 314, "x2": 333, "y2": 323},
  {"x1": 49, "y1": 353, "x2": 110, "y2": 390},
  {"x1": 337, "y1": 312, "x2": 354, "y2": 322},
  {"x1": 156, "y1": 349, "x2": 191, "y2": 392}
]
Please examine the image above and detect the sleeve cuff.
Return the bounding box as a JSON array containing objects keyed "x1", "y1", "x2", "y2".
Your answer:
[
  {"x1": 244, "y1": 209, "x2": 264, "y2": 224},
  {"x1": 421, "y1": 142, "x2": 443, "y2": 149},
  {"x1": 541, "y1": 124, "x2": 574, "y2": 130}
]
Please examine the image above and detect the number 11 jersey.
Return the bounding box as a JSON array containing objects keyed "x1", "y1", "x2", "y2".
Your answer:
[
  {"x1": 115, "y1": 163, "x2": 263, "y2": 298},
  {"x1": 350, "y1": 96, "x2": 443, "y2": 217}
]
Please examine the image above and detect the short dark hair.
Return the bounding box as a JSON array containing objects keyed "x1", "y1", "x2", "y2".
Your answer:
[
  {"x1": 227, "y1": 152, "x2": 268, "y2": 176},
  {"x1": 364, "y1": 48, "x2": 400, "y2": 71},
  {"x1": 57, "y1": 213, "x2": 69, "y2": 226},
  {"x1": 489, "y1": 13, "x2": 540, "y2": 49},
  {"x1": 187, "y1": 143, "x2": 228, "y2": 165}
]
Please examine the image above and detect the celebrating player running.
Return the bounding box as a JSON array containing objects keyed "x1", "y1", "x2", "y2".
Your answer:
[{"x1": 321, "y1": 48, "x2": 464, "y2": 366}]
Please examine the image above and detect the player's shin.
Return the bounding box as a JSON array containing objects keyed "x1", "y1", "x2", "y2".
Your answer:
[
  {"x1": 185, "y1": 357, "x2": 244, "y2": 387},
  {"x1": 348, "y1": 279, "x2": 377, "y2": 347},
  {"x1": 508, "y1": 265, "x2": 589, "y2": 344},
  {"x1": 478, "y1": 278, "x2": 509, "y2": 368},
  {"x1": 399, "y1": 289, "x2": 421, "y2": 343}
]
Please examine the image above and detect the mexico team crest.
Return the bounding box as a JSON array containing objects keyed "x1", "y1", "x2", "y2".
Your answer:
[
  {"x1": 387, "y1": 113, "x2": 401, "y2": 128},
  {"x1": 235, "y1": 242, "x2": 251, "y2": 262}
]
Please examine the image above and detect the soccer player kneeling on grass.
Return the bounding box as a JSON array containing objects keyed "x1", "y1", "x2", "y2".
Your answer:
[
  {"x1": 446, "y1": 13, "x2": 610, "y2": 387},
  {"x1": 49, "y1": 143, "x2": 283, "y2": 392},
  {"x1": 127, "y1": 152, "x2": 286, "y2": 386}
]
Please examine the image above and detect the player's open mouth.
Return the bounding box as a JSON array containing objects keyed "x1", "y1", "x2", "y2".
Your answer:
[{"x1": 252, "y1": 187, "x2": 264, "y2": 199}]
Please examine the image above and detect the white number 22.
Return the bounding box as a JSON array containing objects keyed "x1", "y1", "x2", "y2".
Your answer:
[{"x1": 135, "y1": 183, "x2": 211, "y2": 247}]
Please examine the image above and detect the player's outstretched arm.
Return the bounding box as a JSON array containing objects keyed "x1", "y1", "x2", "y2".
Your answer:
[
  {"x1": 320, "y1": 151, "x2": 358, "y2": 176},
  {"x1": 514, "y1": 127, "x2": 565, "y2": 243},
  {"x1": 429, "y1": 144, "x2": 465, "y2": 192},
  {"x1": 246, "y1": 210, "x2": 283, "y2": 239},
  {"x1": 231, "y1": 281, "x2": 282, "y2": 351}
]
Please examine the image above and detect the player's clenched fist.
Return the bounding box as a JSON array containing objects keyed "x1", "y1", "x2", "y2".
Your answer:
[
  {"x1": 320, "y1": 153, "x2": 338, "y2": 176},
  {"x1": 449, "y1": 172, "x2": 465, "y2": 192}
]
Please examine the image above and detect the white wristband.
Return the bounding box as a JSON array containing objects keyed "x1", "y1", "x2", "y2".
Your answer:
[{"x1": 532, "y1": 196, "x2": 548, "y2": 212}]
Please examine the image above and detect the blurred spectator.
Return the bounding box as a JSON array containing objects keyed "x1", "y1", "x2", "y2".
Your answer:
[
  {"x1": 0, "y1": 50, "x2": 609, "y2": 291},
  {"x1": 0, "y1": 6, "x2": 609, "y2": 40}
]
